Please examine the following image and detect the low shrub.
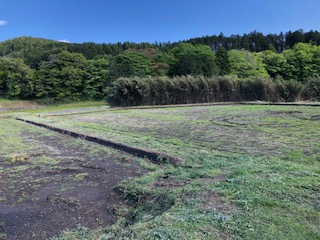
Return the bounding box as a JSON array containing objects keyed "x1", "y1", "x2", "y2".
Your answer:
[
  {"x1": 276, "y1": 80, "x2": 303, "y2": 102},
  {"x1": 301, "y1": 77, "x2": 320, "y2": 101}
]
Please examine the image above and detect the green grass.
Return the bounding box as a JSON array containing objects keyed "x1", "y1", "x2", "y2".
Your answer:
[
  {"x1": 21, "y1": 105, "x2": 320, "y2": 160},
  {"x1": 74, "y1": 173, "x2": 88, "y2": 181},
  {"x1": 4, "y1": 104, "x2": 320, "y2": 239},
  {"x1": 0, "y1": 98, "x2": 11, "y2": 103}
]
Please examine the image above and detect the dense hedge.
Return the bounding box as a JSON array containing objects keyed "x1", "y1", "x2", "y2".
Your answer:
[
  {"x1": 106, "y1": 76, "x2": 318, "y2": 106},
  {"x1": 301, "y1": 77, "x2": 320, "y2": 101}
]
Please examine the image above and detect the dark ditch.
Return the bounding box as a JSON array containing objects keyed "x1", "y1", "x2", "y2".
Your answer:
[{"x1": 16, "y1": 118, "x2": 182, "y2": 166}]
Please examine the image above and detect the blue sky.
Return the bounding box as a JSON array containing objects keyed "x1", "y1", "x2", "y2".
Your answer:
[{"x1": 0, "y1": 0, "x2": 320, "y2": 44}]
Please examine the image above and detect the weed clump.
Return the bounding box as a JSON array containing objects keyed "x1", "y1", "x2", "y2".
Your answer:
[{"x1": 6, "y1": 154, "x2": 29, "y2": 163}]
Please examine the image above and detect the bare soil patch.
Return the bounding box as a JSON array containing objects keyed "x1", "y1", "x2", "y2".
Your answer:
[{"x1": 0, "y1": 126, "x2": 147, "y2": 240}]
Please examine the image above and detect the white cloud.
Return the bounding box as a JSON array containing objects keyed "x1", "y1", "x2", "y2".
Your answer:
[
  {"x1": 58, "y1": 39, "x2": 70, "y2": 43},
  {"x1": 0, "y1": 20, "x2": 8, "y2": 26}
]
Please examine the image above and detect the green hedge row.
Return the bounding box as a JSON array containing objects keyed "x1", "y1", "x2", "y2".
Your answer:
[{"x1": 106, "y1": 76, "x2": 319, "y2": 106}]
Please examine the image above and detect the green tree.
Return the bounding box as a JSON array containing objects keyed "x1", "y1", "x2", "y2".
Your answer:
[
  {"x1": 0, "y1": 57, "x2": 34, "y2": 98},
  {"x1": 312, "y1": 45, "x2": 320, "y2": 74},
  {"x1": 35, "y1": 51, "x2": 88, "y2": 100},
  {"x1": 123, "y1": 48, "x2": 172, "y2": 77},
  {"x1": 228, "y1": 50, "x2": 269, "y2": 78},
  {"x1": 169, "y1": 43, "x2": 219, "y2": 77},
  {"x1": 151, "y1": 51, "x2": 173, "y2": 76},
  {"x1": 261, "y1": 50, "x2": 287, "y2": 78},
  {"x1": 216, "y1": 47, "x2": 231, "y2": 75},
  {"x1": 109, "y1": 52, "x2": 151, "y2": 80},
  {"x1": 282, "y1": 43, "x2": 319, "y2": 82},
  {"x1": 83, "y1": 56, "x2": 109, "y2": 99}
]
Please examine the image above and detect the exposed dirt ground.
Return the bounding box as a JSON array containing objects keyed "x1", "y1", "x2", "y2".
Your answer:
[{"x1": 0, "y1": 122, "x2": 147, "y2": 240}]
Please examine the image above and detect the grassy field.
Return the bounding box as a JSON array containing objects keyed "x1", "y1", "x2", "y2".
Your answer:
[{"x1": 1, "y1": 102, "x2": 320, "y2": 239}]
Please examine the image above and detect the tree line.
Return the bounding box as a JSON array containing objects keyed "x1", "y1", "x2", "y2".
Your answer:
[
  {"x1": 1, "y1": 29, "x2": 319, "y2": 60},
  {"x1": 184, "y1": 29, "x2": 320, "y2": 53},
  {"x1": 0, "y1": 29, "x2": 320, "y2": 104}
]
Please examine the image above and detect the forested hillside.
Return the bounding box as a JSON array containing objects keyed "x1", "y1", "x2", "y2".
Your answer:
[
  {"x1": 184, "y1": 29, "x2": 320, "y2": 52},
  {"x1": 0, "y1": 29, "x2": 320, "y2": 104}
]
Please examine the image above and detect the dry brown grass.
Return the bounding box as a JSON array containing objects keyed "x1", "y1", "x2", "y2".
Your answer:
[
  {"x1": 0, "y1": 100, "x2": 39, "y2": 110},
  {"x1": 7, "y1": 154, "x2": 29, "y2": 163}
]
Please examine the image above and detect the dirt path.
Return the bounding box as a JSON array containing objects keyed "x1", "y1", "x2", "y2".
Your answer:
[{"x1": 0, "y1": 122, "x2": 147, "y2": 240}]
